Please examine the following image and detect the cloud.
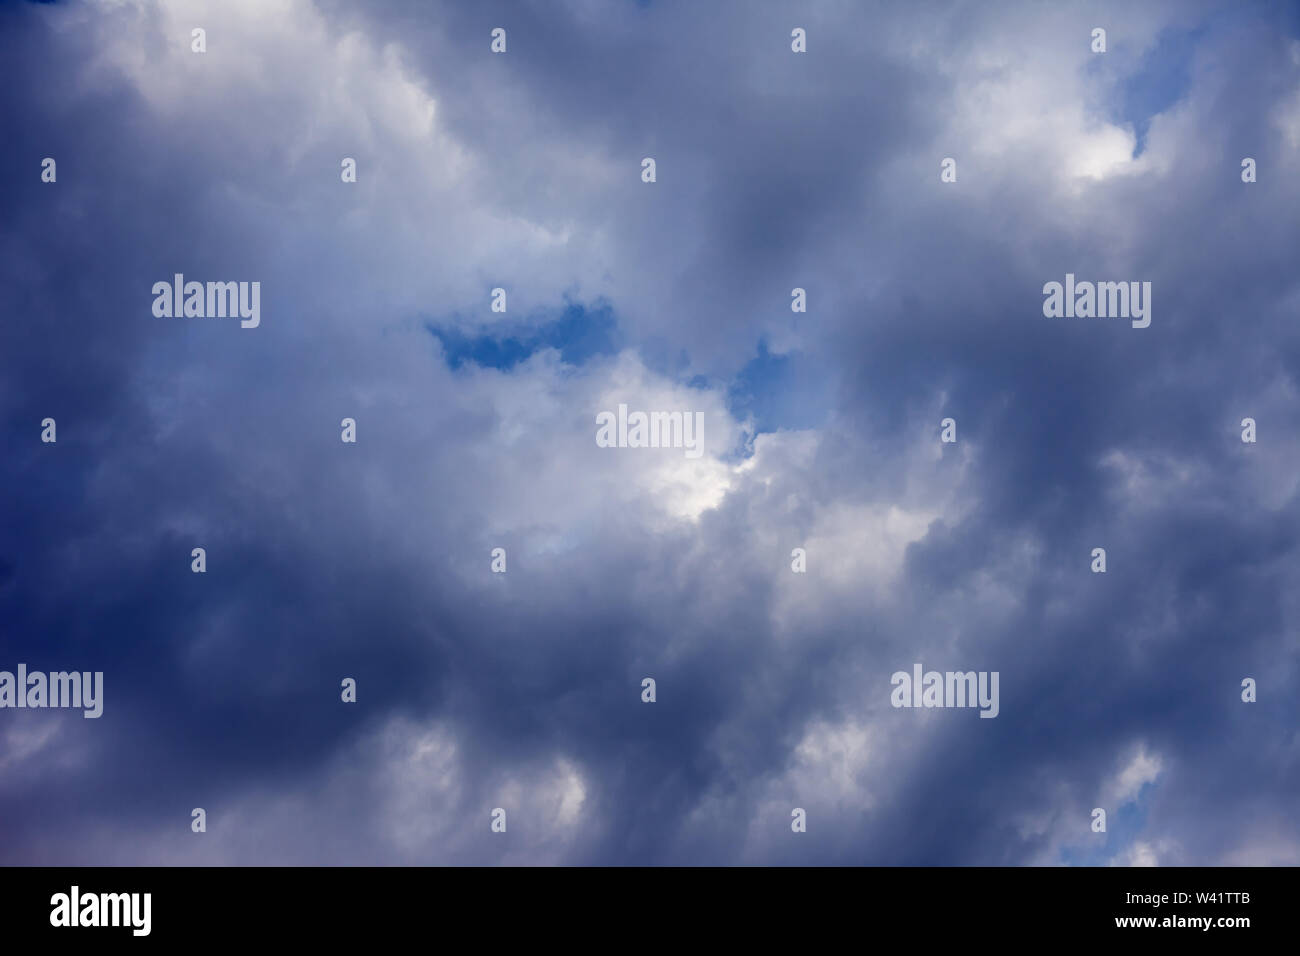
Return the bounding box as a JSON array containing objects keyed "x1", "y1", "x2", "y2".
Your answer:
[{"x1": 0, "y1": 0, "x2": 1297, "y2": 866}]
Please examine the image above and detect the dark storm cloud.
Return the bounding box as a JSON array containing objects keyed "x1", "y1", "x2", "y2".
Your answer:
[{"x1": 0, "y1": 0, "x2": 1297, "y2": 866}]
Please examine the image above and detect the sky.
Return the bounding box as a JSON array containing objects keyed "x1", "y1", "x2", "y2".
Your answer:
[{"x1": 1, "y1": 0, "x2": 1298, "y2": 866}]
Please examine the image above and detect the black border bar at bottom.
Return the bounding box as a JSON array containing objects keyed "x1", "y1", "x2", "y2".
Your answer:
[{"x1": 0, "y1": 865, "x2": 1283, "y2": 943}]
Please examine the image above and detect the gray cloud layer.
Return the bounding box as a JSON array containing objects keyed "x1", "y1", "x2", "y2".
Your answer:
[{"x1": 1, "y1": 0, "x2": 1297, "y2": 865}]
